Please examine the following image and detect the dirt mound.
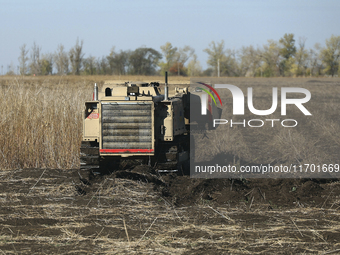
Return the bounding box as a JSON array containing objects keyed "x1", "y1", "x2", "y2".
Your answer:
[
  {"x1": 156, "y1": 176, "x2": 331, "y2": 207},
  {"x1": 80, "y1": 166, "x2": 340, "y2": 208},
  {"x1": 158, "y1": 176, "x2": 248, "y2": 206}
]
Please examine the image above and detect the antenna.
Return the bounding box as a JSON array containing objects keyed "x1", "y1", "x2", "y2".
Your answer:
[{"x1": 164, "y1": 71, "x2": 168, "y2": 101}]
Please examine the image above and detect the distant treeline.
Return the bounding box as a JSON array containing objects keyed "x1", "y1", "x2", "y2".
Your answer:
[{"x1": 9, "y1": 34, "x2": 340, "y2": 77}]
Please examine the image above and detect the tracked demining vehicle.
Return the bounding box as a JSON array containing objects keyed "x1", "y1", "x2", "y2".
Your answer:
[{"x1": 80, "y1": 73, "x2": 195, "y2": 175}]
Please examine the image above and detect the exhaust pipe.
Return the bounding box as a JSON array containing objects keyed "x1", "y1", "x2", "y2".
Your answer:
[
  {"x1": 164, "y1": 72, "x2": 168, "y2": 101},
  {"x1": 93, "y1": 83, "x2": 98, "y2": 101}
]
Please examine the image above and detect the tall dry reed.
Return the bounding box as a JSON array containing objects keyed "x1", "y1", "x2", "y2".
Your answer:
[
  {"x1": 0, "y1": 75, "x2": 189, "y2": 170},
  {"x1": 0, "y1": 76, "x2": 94, "y2": 169}
]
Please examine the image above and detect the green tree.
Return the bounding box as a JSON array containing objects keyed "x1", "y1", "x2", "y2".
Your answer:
[
  {"x1": 320, "y1": 35, "x2": 340, "y2": 77},
  {"x1": 279, "y1": 33, "x2": 296, "y2": 76},
  {"x1": 128, "y1": 47, "x2": 161, "y2": 75},
  {"x1": 40, "y1": 54, "x2": 53, "y2": 75},
  {"x1": 279, "y1": 33, "x2": 296, "y2": 59}
]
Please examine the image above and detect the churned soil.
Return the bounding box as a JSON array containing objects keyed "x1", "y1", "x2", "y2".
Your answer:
[{"x1": 1, "y1": 167, "x2": 340, "y2": 254}]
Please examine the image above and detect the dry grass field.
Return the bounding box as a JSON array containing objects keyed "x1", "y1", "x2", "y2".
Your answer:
[
  {"x1": 0, "y1": 75, "x2": 189, "y2": 170},
  {"x1": 0, "y1": 75, "x2": 340, "y2": 254}
]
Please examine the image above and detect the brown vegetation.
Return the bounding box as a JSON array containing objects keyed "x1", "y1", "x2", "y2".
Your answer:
[
  {"x1": 0, "y1": 75, "x2": 189, "y2": 170},
  {"x1": 1, "y1": 76, "x2": 340, "y2": 254},
  {"x1": 0, "y1": 76, "x2": 90, "y2": 169}
]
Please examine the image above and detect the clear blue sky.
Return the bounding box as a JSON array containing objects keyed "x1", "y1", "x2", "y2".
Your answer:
[{"x1": 1, "y1": 0, "x2": 339, "y2": 73}]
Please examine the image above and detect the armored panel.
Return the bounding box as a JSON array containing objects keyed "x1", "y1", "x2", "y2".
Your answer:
[{"x1": 101, "y1": 102, "x2": 154, "y2": 155}]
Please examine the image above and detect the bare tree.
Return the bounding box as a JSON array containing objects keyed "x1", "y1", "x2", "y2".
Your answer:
[
  {"x1": 240, "y1": 45, "x2": 262, "y2": 77},
  {"x1": 204, "y1": 41, "x2": 241, "y2": 76},
  {"x1": 69, "y1": 38, "x2": 84, "y2": 75},
  {"x1": 220, "y1": 49, "x2": 240, "y2": 76},
  {"x1": 203, "y1": 40, "x2": 226, "y2": 76},
  {"x1": 177, "y1": 46, "x2": 194, "y2": 64},
  {"x1": 294, "y1": 37, "x2": 309, "y2": 76},
  {"x1": 6, "y1": 62, "x2": 16, "y2": 75},
  {"x1": 187, "y1": 54, "x2": 202, "y2": 76},
  {"x1": 54, "y1": 44, "x2": 69, "y2": 75},
  {"x1": 18, "y1": 44, "x2": 29, "y2": 75},
  {"x1": 308, "y1": 43, "x2": 322, "y2": 76},
  {"x1": 29, "y1": 42, "x2": 42, "y2": 75},
  {"x1": 159, "y1": 42, "x2": 177, "y2": 74},
  {"x1": 172, "y1": 46, "x2": 195, "y2": 75}
]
